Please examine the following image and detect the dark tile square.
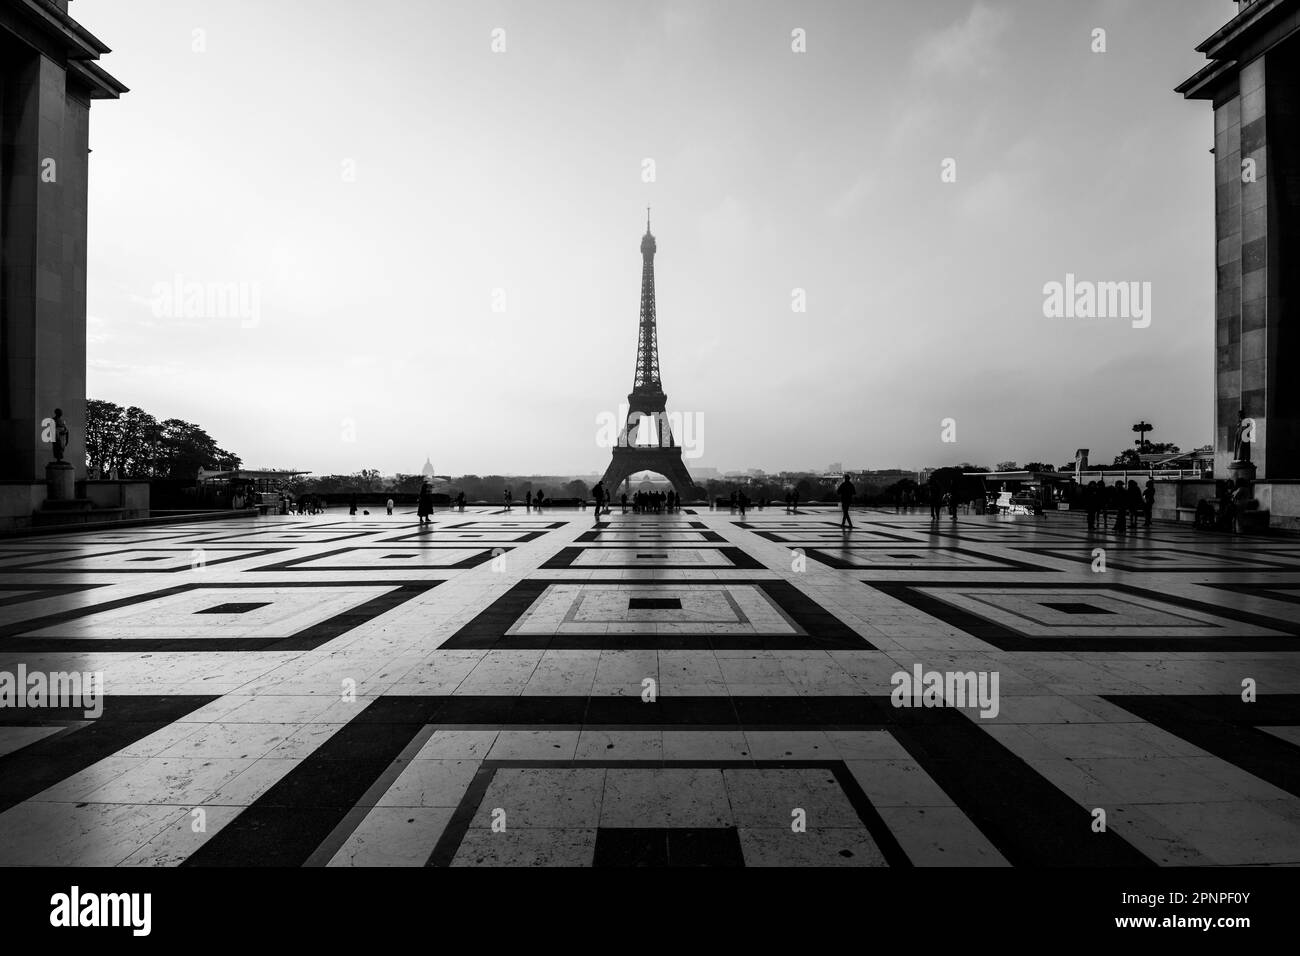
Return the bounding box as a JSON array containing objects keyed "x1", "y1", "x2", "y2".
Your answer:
[
  {"x1": 382, "y1": 554, "x2": 416, "y2": 559},
  {"x1": 668, "y1": 827, "x2": 744, "y2": 867},
  {"x1": 195, "y1": 602, "x2": 272, "y2": 615},
  {"x1": 593, "y1": 828, "x2": 744, "y2": 867},
  {"x1": 636, "y1": 554, "x2": 669, "y2": 559},
  {"x1": 593, "y1": 828, "x2": 668, "y2": 867},
  {"x1": 629, "y1": 597, "x2": 682, "y2": 610},
  {"x1": 1040, "y1": 602, "x2": 1112, "y2": 615}
]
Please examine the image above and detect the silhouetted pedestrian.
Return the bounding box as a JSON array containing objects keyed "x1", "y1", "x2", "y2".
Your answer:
[
  {"x1": 1111, "y1": 481, "x2": 1127, "y2": 534},
  {"x1": 1126, "y1": 480, "x2": 1142, "y2": 532},
  {"x1": 838, "y1": 474, "x2": 856, "y2": 530}
]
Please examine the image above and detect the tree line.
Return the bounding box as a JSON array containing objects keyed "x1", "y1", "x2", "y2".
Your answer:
[{"x1": 85, "y1": 399, "x2": 241, "y2": 479}]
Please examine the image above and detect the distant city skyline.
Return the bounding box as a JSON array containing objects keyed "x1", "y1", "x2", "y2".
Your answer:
[{"x1": 77, "y1": 0, "x2": 1232, "y2": 476}]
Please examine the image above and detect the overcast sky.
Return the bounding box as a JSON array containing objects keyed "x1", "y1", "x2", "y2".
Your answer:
[{"x1": 76, "y1": 0, "x2": 1232, "y2": 476}]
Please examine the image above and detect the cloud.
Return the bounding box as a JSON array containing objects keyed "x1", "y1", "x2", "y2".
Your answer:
[
  {"x1": 913, "y1": 2, "x2": 1011, "y2": 77},
  {"x1": 826, "y1": 173, "x2": 877, "y2": 219}
]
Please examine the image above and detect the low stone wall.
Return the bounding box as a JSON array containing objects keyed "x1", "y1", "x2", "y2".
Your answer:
[
  {"x1": 78, "y1": 480, "x2": 150, "y2": 519},
  {"x1": 1254, "y1": 481, "x2": 1300, "y2": 532},
  {"x1": 1153, "y1": 478, "x2": 1300, "y2": 532},
  {"x1": 0, "y1": 481, "x2": 48, "y2": 532}
]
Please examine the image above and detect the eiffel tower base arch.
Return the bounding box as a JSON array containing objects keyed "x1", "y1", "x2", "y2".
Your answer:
[{"x1": 600, "y1": 446, "x2": 700, "y2": 502}]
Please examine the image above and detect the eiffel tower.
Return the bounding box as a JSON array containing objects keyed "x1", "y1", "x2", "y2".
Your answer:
[{"x1": 599, "y1": 212, "x2": 700, "y2": 500}]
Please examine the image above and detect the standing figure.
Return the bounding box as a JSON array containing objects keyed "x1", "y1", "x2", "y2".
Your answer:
[
  {"x1": 1232, "y1": 409, "x2": 1252, "y2": 462},
  {"x1": 50, "y1": 408, "x2": 70, "y2": 461},
  {"x1": 837, "y1": 473, "x2": 856, "y2": 531},
  {"x1": 416, "y1": 483, "x2": 432, "y2": 526},
  {"x1": 1111, "y1": 481, "x2": 1127, "y2": 534}
]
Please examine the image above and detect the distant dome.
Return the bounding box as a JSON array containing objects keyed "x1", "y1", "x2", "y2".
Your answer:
[{"x1": 421, "y1": 457, "x2": 434, "y2": 477}]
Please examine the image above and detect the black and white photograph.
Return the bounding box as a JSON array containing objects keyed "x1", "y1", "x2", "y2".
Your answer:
[{"x1": 1, "y1": 0, "x2": 1298, "y2": 939}]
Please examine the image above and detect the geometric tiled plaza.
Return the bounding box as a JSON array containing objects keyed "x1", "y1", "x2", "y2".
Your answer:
[{"x1": 2, "y1": 506, "x2": 1299, "y2": 867}]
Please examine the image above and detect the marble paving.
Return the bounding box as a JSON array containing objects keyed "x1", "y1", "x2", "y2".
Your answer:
[{"x1": 2, "y1": 505, "x2": 1299, "y2": 867}]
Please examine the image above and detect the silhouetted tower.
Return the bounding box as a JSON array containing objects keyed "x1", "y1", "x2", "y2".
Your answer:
[{"x1": 600, "y1": 213, "x2": 697, "y2": 499}]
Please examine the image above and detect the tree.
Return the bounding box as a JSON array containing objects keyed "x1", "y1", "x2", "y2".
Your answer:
[
  {"x1": 355, "y1": 469, "x2": 381, "y2": 492},
  {"x1": 564, "y1": 479, "x2": 590, "y2": 499},
  {"x1": 84, "y1": 399, "x2": 124, "y2": 477},
  {"x1": 1111, "y1": 448, "x2": 1141, "y2": 468},
  {"x1": 392, "y1": 473, "x2": 425, "y2": 494},
  {"x1": 995, "y1": 461, "x2": 1019, "y2": 472},
  {"x1": 116, "y1": 406, "x2": 162, "y2": 477},
  {"x1": 83, "y1": 400, "x2": 240, "y2": 478},
  {"x1": 157, "y1": 419, "x2": 239, "y2": 478}
]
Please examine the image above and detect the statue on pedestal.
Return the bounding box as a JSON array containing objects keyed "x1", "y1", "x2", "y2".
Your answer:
[
  {"x1": 45, "y1": 406, "x2": 76, "y2": 502},
  {"x1": 1227, "y1": 407, "x2": 1257, "y2": 488},
  {"x1": 1231, "y1": 408, "x2": 1252, "y2": 464},
  {"x1": 51, "y1": 407, "x2": 70, "y2": 462}
]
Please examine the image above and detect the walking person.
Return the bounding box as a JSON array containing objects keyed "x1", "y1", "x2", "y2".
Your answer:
[
  {"x1": 738, "y1": 489, "x2": 748, "y2": 518},
  {"x1": 416, "y1": 483, "x2": 432, "y2": 526},
  {"x1": 504, "y1": 488, "x2": 512, "y2": 512},
  {"x1": 1143, "y1": 479, "x2": 1155, "y2": 528},
  {"x1": 1126, "y1": 480, "x2": 1142, "y2": 532},
  {"x1": 525, "y1": 490, "x2": 532, "y2": 512},
  {"x1": 592, "y1": 481, "x2": 606, "y2": 522},
  {"x1": 837, "y1": 473, "x2": 856, "y2": 531},
  {"x1": 385, "y1": 497, "x2": 394, "y2": 516},
  {"x1": 1111, "y1": 480, "x2": 1127, "y2": 534},
  {"x1": 349, "y1": 493, "x2": 358, "y2": 517}
]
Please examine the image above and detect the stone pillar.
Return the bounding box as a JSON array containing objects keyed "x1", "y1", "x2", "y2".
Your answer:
[
  {"x1": 1, "y1": 53, "x2": 90, "y2": 483},
  {"x1": 1183, "y1": 2, "x2": 1300, "y2": 481},
  {"x1": 0, "y1": 3, "x2": 124, "y2": 530}
]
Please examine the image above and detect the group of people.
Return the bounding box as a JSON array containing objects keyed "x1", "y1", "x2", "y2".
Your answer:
[
  {"x1": 929, "y1": 491, "x2": 967, "y2": 521},
  {"x1": 626, "y1": 489, "x2": 677, "y2": 513},
  {"x1": 893, "y1": 488, "x2": 921, "y2": 513},
  {"x1": 293, "y1": 495, "x2": 327, "y2": 515},
  {"x1": 1082, "y1": 478, "x2": 1154, "y2": 533}
]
